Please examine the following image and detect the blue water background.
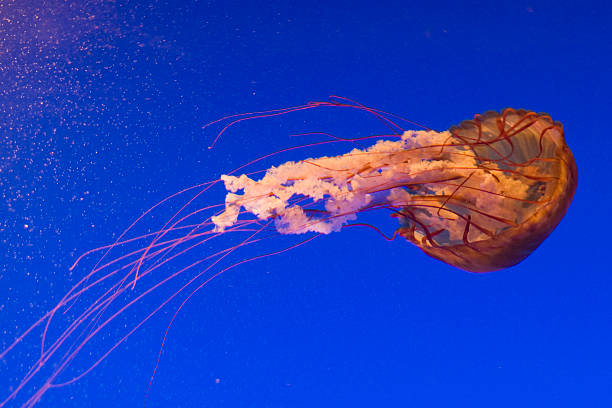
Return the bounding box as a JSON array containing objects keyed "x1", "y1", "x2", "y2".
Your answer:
[{"x1": 1, "y1": 1, "x2": 610, "y2": 407}]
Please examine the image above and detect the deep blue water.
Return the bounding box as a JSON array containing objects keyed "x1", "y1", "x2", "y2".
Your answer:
[{"x1": 1, "y1": 1, "x2": 611, "y2": 407}]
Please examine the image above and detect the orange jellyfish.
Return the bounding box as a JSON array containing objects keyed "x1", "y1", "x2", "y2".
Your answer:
[{"x1": 0, "y1": 100, "x2": 577, "y2": 407}]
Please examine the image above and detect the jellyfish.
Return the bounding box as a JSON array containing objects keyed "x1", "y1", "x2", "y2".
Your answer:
[{"x1": 0, "y1": 100, "x2": 577, "y2": 407}]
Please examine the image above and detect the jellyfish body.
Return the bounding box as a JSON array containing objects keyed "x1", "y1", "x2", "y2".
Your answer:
[
  {"x1": 213, "y1": 108, "x2": 577, "y2": 272},
  {"x1": 1, "y1": 104, "x2": 578, "y2": 408}
]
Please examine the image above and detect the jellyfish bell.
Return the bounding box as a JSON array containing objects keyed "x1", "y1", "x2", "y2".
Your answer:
[
  {"x1": 212, "y1": 107, "x2": 577, "y2": 272},
  {"x1": 396, "y1": 109, "x2": 578, "y2": 272}
]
